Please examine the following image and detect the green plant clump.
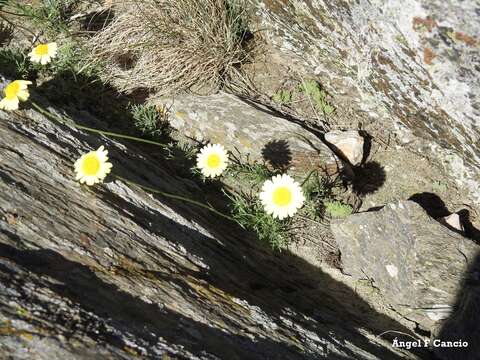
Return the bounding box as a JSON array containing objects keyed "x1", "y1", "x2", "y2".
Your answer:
[
  {"x1": 301, "y1": 170, "x2": 328, "y2": 220},
  {"x1": 299, "y1": 79, "x2": 335, "y2": 115},
  {"x1": 272, "y1": 89, "x2": 292, "y2": 105},
  {"x1": 50, "y1": 40, "x2": 102, "y2": 78},
  {"x1": 324, "y1": 200, "x2": 353, "y2": 219},
  {"x1": 228, "y1": 193, "x2": 291, "y2": 250},
  {"x1": 227, "y1": 159, "x2": 274, "y2": 184},
  {"x1": 130, "y1": 104, "x2": 170, "y2": 138},
  {"x1": 4, "y1": 0, "x2": 76, "y2": 36},
  {"x1": 89, "y1": 0, "x2": 252, "y2": 94},
  {"x1": 0, "y1": 47, "x2": 33, "y2": 79}
]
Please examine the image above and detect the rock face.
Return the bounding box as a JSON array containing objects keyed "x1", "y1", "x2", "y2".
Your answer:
[
  {"x1": 152, "y1": 92, "x2": 335, "y2": 172},
  {"x1": 254, "y1": 0, "x2": 480, "y2": 205},
  {"x1": 331, "y1": 201, "x2": 479, "y2": 332},
  {"x1": 0, "y1": 94, "x2": 423, "y2": 358}
]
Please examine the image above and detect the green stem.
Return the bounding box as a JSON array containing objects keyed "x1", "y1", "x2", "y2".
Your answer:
[
  {"x1": 28, "y1": 102, "x2": 234, "y2": 221},
  {"x1": 114, "y1": 175, "x2": 235, "y2": 222},
  {"x1": 27, "y1": 102, "x2": 235, "y2": 221},
  {"x1": 301, "y1": 169, "x2": 317, "y2": 187},
  {"x1": 30, "y1": 101, "x2": 169, "y2": 150},
  {"x1": 0, "y1": 9, "x2": 29, "y2": 17}
]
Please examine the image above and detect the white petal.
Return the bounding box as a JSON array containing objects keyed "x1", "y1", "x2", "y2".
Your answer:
[
  {"x1": 48, "y1": 43, "x2": 58, "y2": 53},
  {"x1": 0, "y1": 98, "x2": 19, "y2": 111},
  {"x1": 17, "y1": 90, "x2": 30, "y2": 102}
]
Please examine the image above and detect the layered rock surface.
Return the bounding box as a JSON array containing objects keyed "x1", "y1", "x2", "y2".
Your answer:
[
  {"x1": 254, "y1": 0, "x2": 480, "y2": 205},
  {"x1": 0, "y1": 93, "x2": 423, "y2": 358},
  {"x1": 331, "y1": 201, "x2": 479, "y2": 339}
]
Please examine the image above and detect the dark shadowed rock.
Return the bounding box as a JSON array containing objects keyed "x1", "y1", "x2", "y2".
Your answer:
[
  {"x1": 331, "y1": 200, "x2": 479, "y2": 331},
  {"x1": 433, "y1": 252, "x2": 480, "y2": 360}
]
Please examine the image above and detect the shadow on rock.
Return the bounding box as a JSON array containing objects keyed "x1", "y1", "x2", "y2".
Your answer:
[
  {"x1": 458, "y1": 209, "x2": 480, "y2": 244},
  {"x1": 0, "y1": 241, "x2": 310, "y2": 360},
  {"x1": 409, "y1": 192, "x2": 450, "y2": 219},
  {"x1": 96, "y1": 174, "x2": 429, "y2": 360},
  {"x1": 408, "y1": 190, "x2": 480, "y2": 359},
  {"x1": 434, "y1": 251, "x2": 480, "y2": 360},
  {"x1": 351, "y1": 161, "x2": 387, "y2": 196},
  {"x1": 33, "y1": 71, "x2": 199, "y2": 177},
  {"x1": 359, "y1": 130, "x2": 373, "y2": 164},
  {"x1": 410, "y1": 192, "x2": 480, "y2": 243},
  {"x1": 261, "y1": 139, "x2": 292, "y2": 171},
  {"x1": 81, "y1": 8, "x2": 115, "y2": 33},
  {"x1": 0, "y1": 22, "x2": 14, "y2": 47}
]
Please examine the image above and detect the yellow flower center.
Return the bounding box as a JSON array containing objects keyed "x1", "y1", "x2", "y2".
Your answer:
[
  {"x1": 5, "y1": 82, "x2": 20, "y2": 100},
  {"x1": 272, "y1": 187, "x2": 292, "y2": 206},
  {"x1": 35, "y1": 44, "x2": 49, "y2": 56},
  {"x1": 207, "y1": 154, "x2": 221, "y2": 168},
  {"x1": 81, "y1": 154, "x2": 101, "y2": 176}
]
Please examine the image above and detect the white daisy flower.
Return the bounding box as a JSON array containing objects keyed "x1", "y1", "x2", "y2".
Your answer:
[
  {"x1": 28, "y1": 42, "x2": 58, "y2": 65},
  {"x1": 259, "y1": 174, "x2": 305, "y2": 220},
  {"x1": 74, "y1": 146, "x2": 113, "y2": 186},
  {"x1": 0, "y1": 80, "x2": 33, "y2": 111},
  {"x1": 196, "y1": 143, "x2": 229, "y2": 178}
]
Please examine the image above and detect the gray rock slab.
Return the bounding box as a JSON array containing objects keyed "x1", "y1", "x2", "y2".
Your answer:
[
  {"x1": 331, "y1": 200, "x2": 479, "y2": 330},
  {"x1": 152, "y1": 92, "x2": 335, "y2": 173}
]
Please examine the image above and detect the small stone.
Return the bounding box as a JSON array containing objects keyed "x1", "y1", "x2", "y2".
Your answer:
[
  {"x1": 103, "y1": 247, "x2": 114, "y2": 258},
  {"x1": 439, "y1": 213, "x2": 465, "y2": 233},
  {"x1": 324, "y1": 130, "x2": 364, "y2": 165},
  {"x1": 385, "y1": 264, "x2": 398, "y2": 278}
]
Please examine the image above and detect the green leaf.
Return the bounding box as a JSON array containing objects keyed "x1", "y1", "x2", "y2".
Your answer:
[
  {"x1": 325, "y1": 201, "x2": 353, "y2": 218},
  {"x1": 322, "y1": 104, "x2": 335, "y2": 114},
  {"x1": 272, "y1": 89, "x2": 292, "y2": 105}
]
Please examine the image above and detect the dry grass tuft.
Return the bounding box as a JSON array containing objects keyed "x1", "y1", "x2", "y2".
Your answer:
[{"x1": 89, "y1": 0, "x2": 251, "y2": 95}]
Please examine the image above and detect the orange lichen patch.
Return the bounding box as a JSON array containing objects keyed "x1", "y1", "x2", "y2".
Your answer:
[
  {"x1": 372, "y1": 78, "x2": 392, "y2": 96},
  {"x1": 376, "y1": 53, "x2": 400, "y2": 72},
  {"x1": 263, "y1": 0, "x2": 291, "y2": 14},
  {"x1": 123, "y1": 346, "x2": 139, "y2": 357},
  {"x1": 423, "y1": 47, "x2": 436, "y2": 65},
  {"x1": 412, "y1": 17, "x2": 437, "y2": 32},
  {"x1": 0, "y1": 321, "x2": 35, "y2": 340},
  {"x1": 79, "y1": 233, "x2": 92, "y2": 248},
  {"x1": 4, "y1": 212, "x2": 18, "y2": 225},
  {"x1": 453, "y1": 31, "x2": 477, "y2": 47}
]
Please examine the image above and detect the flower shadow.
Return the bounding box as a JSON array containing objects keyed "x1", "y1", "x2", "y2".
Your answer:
[
  {"x1": 350, "y1": 161, "x2": 387, "y2": 196},
  {"x1": 261, "y1": 139, "x2": 292, "y2": 171}
]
